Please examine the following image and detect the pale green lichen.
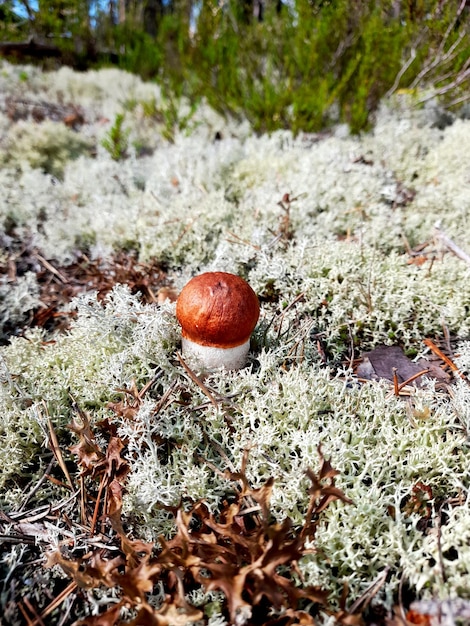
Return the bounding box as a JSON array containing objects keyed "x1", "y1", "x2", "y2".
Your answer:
[
  {"x1": 0, "y1": 119, "x2": 94, "y2": 178},
  {"x1": 0, "y1": 271, "x2": 40, "y2": 341},
  {"x1": 0, "y1": 286, "x2": 179, "y2": 499},
  {"x1": 1, "y1": 60, "x2": 470, "y2": 619},
  {"x1": 3, "y1": 295, "x2": 468, "y2": 609}
]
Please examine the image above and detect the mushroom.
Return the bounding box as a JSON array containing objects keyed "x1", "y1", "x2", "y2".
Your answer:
[{"x1": 176, "y1": 271, "x2": 260, "y2": 371}]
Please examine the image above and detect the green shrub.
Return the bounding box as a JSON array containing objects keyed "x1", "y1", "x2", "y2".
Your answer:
[
  {"x1": 101, "y1": 112, "x2": 129, "y2": 161},
  {"x1": 2, "y1": 0, "x2": 469, "y2": 133}
]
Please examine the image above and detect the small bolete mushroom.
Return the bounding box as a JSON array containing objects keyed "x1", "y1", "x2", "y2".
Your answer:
[{"x1": 176, "y1": 271, "x2": 260, "y2": 371}]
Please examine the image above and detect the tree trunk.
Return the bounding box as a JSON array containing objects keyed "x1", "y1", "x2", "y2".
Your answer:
[
  {"x1": 118, "y1": 0, "x2": 126, "y2": 23},
  {"x1": 143, "y1": 0, "x2": 164, "y2": 37},
  {"x1": 239, "y1": 1, "x2": 282, "y2": 23}
]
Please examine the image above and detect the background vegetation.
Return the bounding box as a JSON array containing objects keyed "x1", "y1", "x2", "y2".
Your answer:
[{"x1": 1, "y1": 0, "x2": 469, "y2": 132}]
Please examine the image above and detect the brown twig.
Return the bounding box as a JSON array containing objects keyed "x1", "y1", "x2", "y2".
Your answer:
[
  {"x1": 385, "y1": 45, "x2": 419, "y2": 98},
  {"x1": 424, "y1": 337, "x2": 468, "y2": 383},
  {"x1": 152, "y1": 379, "x2": 180, "y2": 416},
  {"x1": 80, "y1": 474, "x2": 87, "y2": 527},
  {"x1": 348, "y1": 566, "x2": 390, "y2": 615},
  {"x1": 44, "y1": 404, "x2": 74, "y2": 491},
  {"x1": 89, "y1": 473, "x2": 107, "y2": 536},
  {"x1": 393, "y1": 368, "x2": 400, "y2": 396},
  {"x1": 34, "y1": 252, "x2": 69, "y2": 284},
  {"x1": 176, "y1": 351, "x2": 218, "y2": 407},
  {"x1": 398, "y1": 368, "x2": 430, "y2": 393},
  {"x1": 433, "y1": 222, "x2": 470, "y2": 267},
  {"x1": 170, "y1": 217, "x2": 198, "y2": 248},
  {"x1": 18, "y1": 597, "x2": 45, "y2": 626},
  {"x1": 225, "y1": 230, "x2": 261, "y2": 251},
  {"x1": 36, "y1": 582, "x2": 77, "y2": 626},
  {"x1": 19, "y1": 458, "x2": 55, "y2": 512}
]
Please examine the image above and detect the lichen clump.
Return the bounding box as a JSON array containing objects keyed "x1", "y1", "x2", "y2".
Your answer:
[{"x1": 1, "y1": 60, "x2": 470, "y2": 622}]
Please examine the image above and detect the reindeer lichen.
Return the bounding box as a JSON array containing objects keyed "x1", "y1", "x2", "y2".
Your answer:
[{"x1": 2, "y1": 61, "x2": 470, "y2": 622}]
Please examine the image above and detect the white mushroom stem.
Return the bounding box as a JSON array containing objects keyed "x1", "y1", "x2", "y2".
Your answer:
[{"x1": 181, "y1": 337, "x2": 251, "y2": 371}]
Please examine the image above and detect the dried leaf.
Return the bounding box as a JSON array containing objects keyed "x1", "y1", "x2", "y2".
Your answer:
[
  {"x1": 85, "y1": 552, "x2": 125, "y2": 588},
  {"x1": 102, "y1": 436, "x2": 130, "y2": 481},
  {"x1": 43, "y1": 440, "x2": 349, "y2": 625},
  {"x1": 356, "y1": 345, "x2": 426, "y2": 385},
  {"x1": 303, "y1": 449, "x2": 353, "y2": 538},
  {"x1": 45, "y1": 549, "x2": 98, "y2": 589},
  {"x1": 129, "y1": 599, "x2": 204, "y2": 626},
  {"x1": 68, "y1": 407, "x2": 105, "y2": 475},
  {"x1": 107, "y1": 479, "x2": 154, "y2": 569}
]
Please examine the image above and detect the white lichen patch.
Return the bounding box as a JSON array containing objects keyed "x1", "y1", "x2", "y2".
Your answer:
[
  {"x1": 1, "y1": 60, "x2": 470, "y2": 617},
  {"x1": 0, "y1": 119, "x2": 94, "y2": 178},
  {"x1": 0, "y1": 271, "x2": 40, "y2": 336},
  {"x1": 0, "y1": 286, "x2": 179, "y2": 497}
]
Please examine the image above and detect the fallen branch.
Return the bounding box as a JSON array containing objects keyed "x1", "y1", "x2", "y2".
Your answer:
[
  {"x1": 0, "y1": 36, "x2": 61, "y2": 59},
  {"x1": 0, "y1": 35, "x2": 120, "y2": 66}
]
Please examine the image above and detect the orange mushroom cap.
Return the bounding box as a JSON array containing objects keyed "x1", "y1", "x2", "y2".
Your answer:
[{"x1": 176, "y1": 272, "x2": 260, "y2": 348}]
